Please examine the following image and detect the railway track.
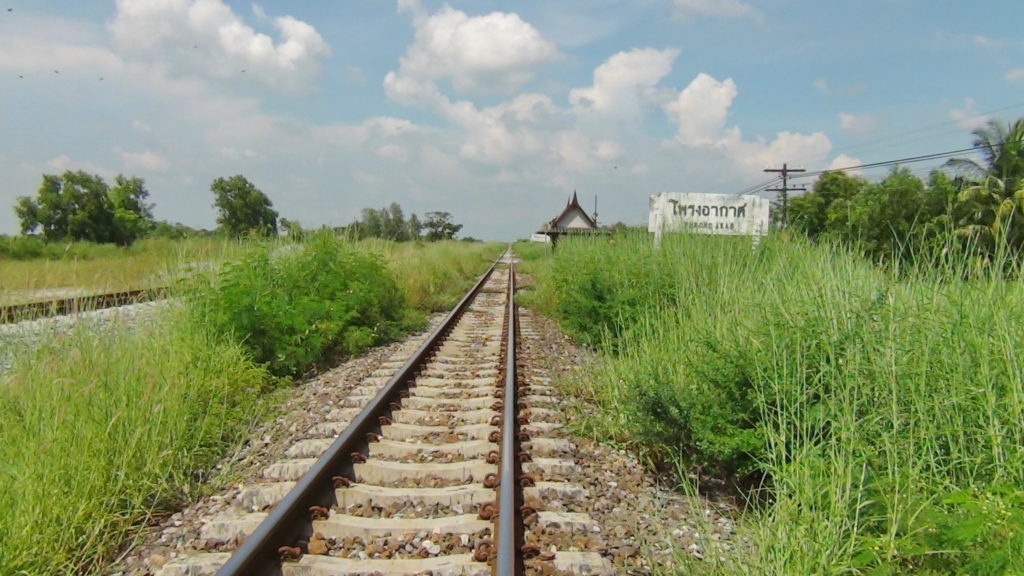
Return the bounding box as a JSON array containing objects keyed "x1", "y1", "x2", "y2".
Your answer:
[
  {"x1": 0, "y1": 287, "x2": 167, "y2": 324},
  {"x1": 155, "y1": 253, "x2": 610, "y2": 576}
]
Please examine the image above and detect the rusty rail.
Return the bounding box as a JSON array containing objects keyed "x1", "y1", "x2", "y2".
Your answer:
[
  {"x1": 216, "y1": 255, "x2": 520, "y2": 576},
  {"x1": 0, "y1": 287, "x2": 168, "y2": 324},
  {"x1": 496, "y1": 258, "x2": 522, "y2": 576}
]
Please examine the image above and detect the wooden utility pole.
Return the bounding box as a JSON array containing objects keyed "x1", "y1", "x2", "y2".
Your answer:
[{"x1": 764, "y1": 164, "x2": 806, "y2": 227}]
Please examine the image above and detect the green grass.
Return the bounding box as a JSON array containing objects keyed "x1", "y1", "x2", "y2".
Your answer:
[
  {"x1": 0, "y1": 236, "x2": 243, "y2": 305},
  {"x1": 0, "y1": 235, "x2": 501, "y2": 575},
  {"x1": 535, "y1": 231, "x2": 1024, "y2": 574},
  {"x1": 0, "y1": 308, "x2": 269, "y2": 575},
  {"x1": 384, "y1": 240, "x2": 504, "y2": 311}
]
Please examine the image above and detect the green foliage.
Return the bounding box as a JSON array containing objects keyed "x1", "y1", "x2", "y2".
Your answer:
[
  {"x1": 0, "y1": 308, "x2": 269, "y2": 575},
  {"x1": 349, "y1": 202, "x2": 419, "y2": 241},
  {"x1": 790, "y1": 168, "x2": 953, "y2": 263},
  {"x1": 423, "y1": 211, "x2": 463, "y2": 241},
  {"x1": 211, "y1": 175, "x2": 279, "y2": 238},
  {"x1": 190, "y1": 232, "x2": 412, "y2": 377},
  {"x1": 535, "y1": 231, "x2": 1024, "y2": 573},
  {"x1": 14, "y1": 171, "x2": 154, "y2": 246}
]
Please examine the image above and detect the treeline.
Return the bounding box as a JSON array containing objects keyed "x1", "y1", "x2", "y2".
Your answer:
[
  {"x1": 344, "y1": 203, "x2": 463, "y2": 242},
  {"x1": 789, "y1": 118, "x2": 1024, "y2": 266},
  {"x1": 8, "y1": 171, "x2": 469, "y2": 255},
  {"x1": 12, "y1": 172, "x2": 279, "y2": 247}
]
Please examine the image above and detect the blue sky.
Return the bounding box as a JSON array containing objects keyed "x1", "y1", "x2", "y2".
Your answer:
[{"x1": 1, "y1": 0, "x2": 1022, "y2": 240}]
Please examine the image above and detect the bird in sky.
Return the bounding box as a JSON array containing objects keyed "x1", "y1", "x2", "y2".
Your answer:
[
  {"x1": 6, "y1": 8, "x2": 13, "y2": 12},
  {"x1": 53, "y1": 70, "x2": 60, "y2": 74}
]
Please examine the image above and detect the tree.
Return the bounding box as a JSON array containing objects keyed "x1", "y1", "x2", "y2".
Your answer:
[
  {"x1": 407, "y1": 213, "x2": 422, "y2": 241},
  {"x1": 211, "y1": 175, "x2": 278, "y2": 237},
  {"x1": 14, "y1": 170, "x2": 153, "y2": 245},
  {"x1": 789, "y1": 171, "x2": 866, "y2": 239},
  {"x1": 422, "y1": 211, "x2": 462, "y2": 241},
  {"x1": 946, "y1": 118, "x2": 1024, "y2": 253},
  {"x1": 382, "y1": 202, "x2": 409, "y2": 241},
  {"x1": 108, "y1": 175, "x2": 154, "y2": 245}
]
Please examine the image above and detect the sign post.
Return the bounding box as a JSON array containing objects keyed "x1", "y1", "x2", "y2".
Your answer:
[{"x1": 648, "y1": 193, "x2": 770, "y2": 247}]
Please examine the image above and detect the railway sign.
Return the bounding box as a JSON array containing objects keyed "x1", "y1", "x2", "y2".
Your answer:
[{"x1": 648, "y1": 193, "x2": 770, "y2": 242}]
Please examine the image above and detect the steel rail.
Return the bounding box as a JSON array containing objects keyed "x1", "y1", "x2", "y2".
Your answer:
[
  {"x1": 0, "y1": 287, "x2": 168, "y2": 324},
  {"x1": 496, "y1": 257, "x2": 522, "y2": 576},
  {"x1": 216, "y1": 259, "x2": 500, "y2": 576}
]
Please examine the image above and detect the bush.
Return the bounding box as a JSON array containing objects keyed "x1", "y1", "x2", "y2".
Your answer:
[{"x1": 190, "y1": 232, "x2": 413, "y2": 377}]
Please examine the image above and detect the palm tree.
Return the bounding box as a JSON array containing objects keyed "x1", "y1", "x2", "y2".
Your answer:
[{"x1": 946, "y1": 118, "x2": 1024, "y2": 253}]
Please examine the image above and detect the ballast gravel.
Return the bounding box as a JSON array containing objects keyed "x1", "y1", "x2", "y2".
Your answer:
[{"x1": 106, "y1": 307, "x2": 742, "y2": 575}]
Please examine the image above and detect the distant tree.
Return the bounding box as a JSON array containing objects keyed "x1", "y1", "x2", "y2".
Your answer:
[
  {"x1": 355, "y1": 207, "x2": 384, "y2": 239},
  {"x1": 211, "y1": 175, "x2": 278, "y2": 237},
  {"x1": 423, "y1": 211, "x2": 462, "y2": 241},
  {"x1": 14, "y1": 170, "x2": 153, "y2": 245},
  {"x1": 383, "y1": 202, "x2": 409, "y2": 241},
  {"x1": 108, "y1": 175, "x2": 155, "y2": 245},
  {"x1": 407, "y1": 213, "x2": 422, "y2": 241}
]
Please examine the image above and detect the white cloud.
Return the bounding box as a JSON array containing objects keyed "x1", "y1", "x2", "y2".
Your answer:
[
  {"x1": 949, "y1": 97, "x2": 990, "y2": 131},
  {"x1": 385, "y1": 2, "x2": 558, "y2": 104},
  {"x1": 838, "y1": 112, "x2": 877, "y2": 134},
  {"x1": 671, "y1": 0, "x2": 757, "y2": 20},
  {"x1": 1008, "y1": 68, "x2": 1024, "y2": 84},
  {"x1": 47, "y1": 154, "x2": 116, "y2": 180},
  {"x1": 569, "y1": 48, "x2": 679, "y2": 116},
  {"x1": 662, "y1": 72, "x2": 831, "y2": 177},
  {"x1": 664, "y1": 73, "x2": 738, "y2": 146},
  {"x1": 108, "y1": 0, "x2": 330, "y2": 88},
  {"x1": 827, "y1": 154, "x2": 863, "y2": 175},
  {"x1": 813, "y1": 78, "x2": 829, "y2": 94},
  {"x1": 726, "y1": 131, "x2": 832, "y2": 175},
  {"x1": 119, "y1": 149, "x2": 170, "y2": 171}
]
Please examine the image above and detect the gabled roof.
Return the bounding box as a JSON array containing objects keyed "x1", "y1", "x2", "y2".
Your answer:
[{"x1": 541, "y1": 191, "x2": 597, "y2": 233}]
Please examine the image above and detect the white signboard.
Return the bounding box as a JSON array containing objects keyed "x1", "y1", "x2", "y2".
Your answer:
[
  {"x1": 530, "y1": 233, "x2": 552, "y2": 243},
  {"x1": 648, "y1": 193, "x2": 770, "y2": 238}
]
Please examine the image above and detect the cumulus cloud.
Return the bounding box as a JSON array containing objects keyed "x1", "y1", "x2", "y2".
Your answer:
[
  {"x1": 119, "y1": 149, "x2": 170, "y2": 171},
  {"x1": 827, "y1": 154, "x2": 863, "y2": 175},
  {"x1": 108, "y1": 0, "x2": 330, "y2": 88},
  {"x1": 1008, "y1": 68, "x2": 1024, "y2": 84},
  {"x1": 664, "y1": 73, "x2": 738, "y2": 146},
  {"x1": 838, "y1": 112, "x2": 877, "y2": 134},
  {"x1": 385, "y1": 1, "x2": 558, "y2": 104},
  {"x1": 569, "y1": 48, "x2": 679, "y2": 117},
  {"x1": 671, "y1": 0, "x2": 757, "y2": 20},
  {"x1": 949, "y1": 97, "x2": 990, "y2": 131},
  {"x1": 662, "y1": 72, "x2": 831, "y2": 176},
  {"x1": 813, "y1": 78, "x2": 829, "y2": 94}
]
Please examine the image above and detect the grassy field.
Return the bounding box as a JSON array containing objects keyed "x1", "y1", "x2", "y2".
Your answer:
[
  {"x1": 529, "y1": 231, "x2": 1024, "y2": 575},
  {"x1": 0, "y1": 235, "x2": 501, "y2": 575},
  {"x1": 0, "y1": 237, "x2": 243, "y2": 305}
]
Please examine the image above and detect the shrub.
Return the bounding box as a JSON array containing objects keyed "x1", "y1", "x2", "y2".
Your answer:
[{"x1": 190, "y1": 231, "x2": 413, "y2": 377}]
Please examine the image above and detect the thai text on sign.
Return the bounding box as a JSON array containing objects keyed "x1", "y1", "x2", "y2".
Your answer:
[{"x1": 648, "y1": 193, "x2": 770, "y2": 237}]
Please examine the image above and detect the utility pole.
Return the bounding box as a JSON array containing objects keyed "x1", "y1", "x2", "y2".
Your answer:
[{"x1": 764, "y1": 163, "x2": 806, "y2": 227}]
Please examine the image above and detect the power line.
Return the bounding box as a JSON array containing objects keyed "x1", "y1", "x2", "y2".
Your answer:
[
  {"x1": 729, "y1": 142, "x2": 997, "y2": 199},
  {"x1": 790, "y1": 143, "x2": 995, "y2": 180}
]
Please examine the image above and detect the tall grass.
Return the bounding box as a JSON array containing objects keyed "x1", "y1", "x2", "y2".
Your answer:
[
  {"x1": 0, "y1": 236, "x2": 242, "y2": 305},
  {"x1": 384, "y1": 240, "x2": 504, "y2": 311},
  {"x1": 0, "y1": 234, "x2": 502, "y2": 575},
  {"x1": 0, "y1": 309, "x2": 269, "y2": 575},
  {"x1": 538, "y1": 231, "x2": 1024, "y2": 573}
]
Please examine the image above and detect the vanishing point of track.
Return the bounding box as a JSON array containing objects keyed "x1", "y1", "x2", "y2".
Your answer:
[{"x1": 157, "y1": 251, "x2": 609, "y2": 576}]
